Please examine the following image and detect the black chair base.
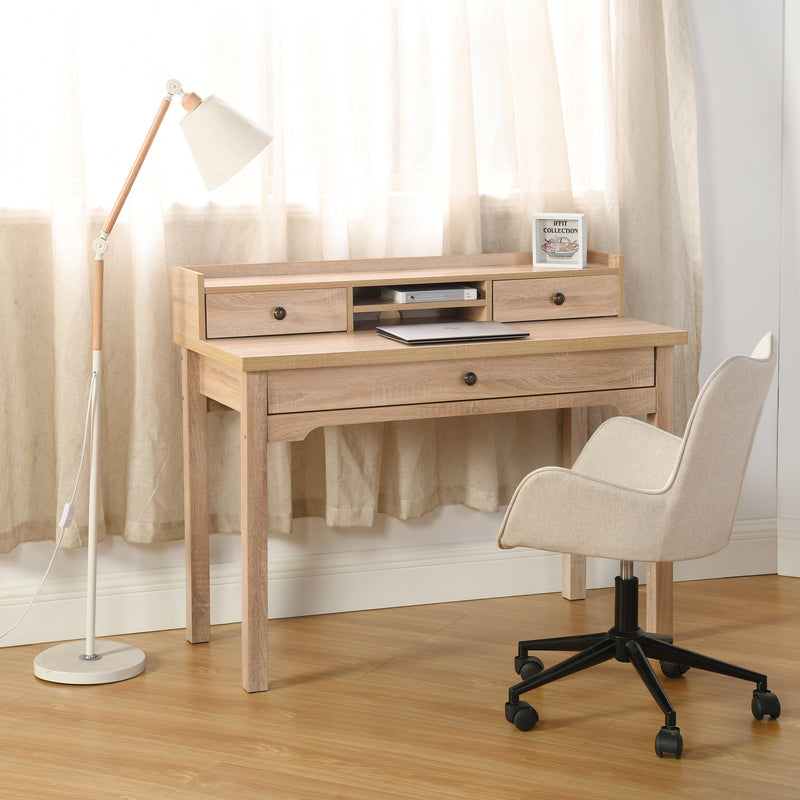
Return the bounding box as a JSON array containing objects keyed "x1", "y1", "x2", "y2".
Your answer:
[{"x1": 505, "y1": 575, "x2": 780, "y2": 758}]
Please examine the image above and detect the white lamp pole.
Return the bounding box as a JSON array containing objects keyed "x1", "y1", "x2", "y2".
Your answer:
[{"x1": 33, "y1": 79, "x2": 271, "y2": 684}]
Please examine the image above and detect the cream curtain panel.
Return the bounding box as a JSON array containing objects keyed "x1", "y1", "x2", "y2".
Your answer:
[{"x1": 0, "y1": 0, "x2": 700, "y2": 553}]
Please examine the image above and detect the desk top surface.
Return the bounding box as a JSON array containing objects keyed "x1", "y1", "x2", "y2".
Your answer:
[{"x1": 176, "y1": 316, "x2": 688, "y2": 373}]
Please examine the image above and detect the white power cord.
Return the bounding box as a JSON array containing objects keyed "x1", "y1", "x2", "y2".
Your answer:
[{"x1": 0, "y1": 373, "x2": 96, "y2": 639}]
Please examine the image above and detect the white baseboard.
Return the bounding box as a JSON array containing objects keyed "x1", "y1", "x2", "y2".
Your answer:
[
  {"x1": 778, "y1": 517, "x2": 800, "y2": 577},
  {"x1": 673, "y1": 517, "x2": 777, "y2": 581},
  {"x1": 0, "y1": 519, "x2": 779, "y2": 648}
]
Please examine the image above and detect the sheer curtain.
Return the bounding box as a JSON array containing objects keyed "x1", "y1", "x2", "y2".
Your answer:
[{"x1": 0, "y1": 0, "x2": 701, "y2": 553}]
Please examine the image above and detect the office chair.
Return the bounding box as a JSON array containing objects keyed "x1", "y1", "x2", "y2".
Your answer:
[{"x1": 497, "y1": 333, "x2": 779, "y2": 758}]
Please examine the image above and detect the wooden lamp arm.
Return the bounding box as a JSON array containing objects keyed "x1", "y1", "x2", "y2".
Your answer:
[
  {"x1": 91, "y1": 81, "x2": 190, "y2": 351},
  {"x1": 100, "y1": 96, "x2": 172, "y2": 238}
]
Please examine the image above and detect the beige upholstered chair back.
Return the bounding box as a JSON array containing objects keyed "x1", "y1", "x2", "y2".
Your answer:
[{"x1": 662, "y1": 333, "x2": 776, "y2": 561}]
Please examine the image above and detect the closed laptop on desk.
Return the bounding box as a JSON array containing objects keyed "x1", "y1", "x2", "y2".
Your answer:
[{"x1": 375, "y1": 320, "x2": 530, "y2": 345}]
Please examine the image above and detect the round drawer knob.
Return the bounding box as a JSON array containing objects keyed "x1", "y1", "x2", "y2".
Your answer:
[
  {"x1": 552, "y1": 292, "x2": 566, "y2": 306},
  {"x1": 464, "y1": 371, "x2": 478, "y2": 386},
  {"x1": 273, "y1": 306, "x2": 287, "y2": 320}
]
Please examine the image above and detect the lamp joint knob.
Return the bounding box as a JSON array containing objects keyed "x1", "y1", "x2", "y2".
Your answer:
[
  {"x1": 92, "y1": 237, "x2": 109, "y2": 259},
  {"x1": 165, "y1": 79, "x2": 184, "y2": 98}
]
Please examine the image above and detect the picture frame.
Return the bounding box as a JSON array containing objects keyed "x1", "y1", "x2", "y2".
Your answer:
[{"x1": 532, "y1": 213, "x2": 587, "y2": 269}]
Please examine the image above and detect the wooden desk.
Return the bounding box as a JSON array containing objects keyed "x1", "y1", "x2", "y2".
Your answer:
[{"x1": 173, "y1": 252, "x2": 687, "y2": 692}]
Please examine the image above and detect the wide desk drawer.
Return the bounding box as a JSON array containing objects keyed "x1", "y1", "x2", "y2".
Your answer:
[
  {"x1": 268, "y1": 347, "x2": 654, "y2": 414},
  {"x1": 206, "y1": 288, "x2": 348, "y2": 339},
  {"x1": 493, "y1": 275, "x2": 619, "y2": 321}
]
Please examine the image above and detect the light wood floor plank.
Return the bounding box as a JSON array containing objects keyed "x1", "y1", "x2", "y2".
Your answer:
[{"x1": 0, "y1": 575, "x2": 797, "y2": 799}]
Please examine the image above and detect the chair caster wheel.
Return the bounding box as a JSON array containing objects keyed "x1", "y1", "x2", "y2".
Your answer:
[
  {"x1": 505, "y1": 701, "x2": 538, "y2": 731},
  {"x1": 655, "y1": 725, "x2": 683, "y2": 759},
  {"x1": 660, "y1": 661, "x2": 690, "y2": 679},
  {"x1": 752, "y1": 691, "x2": 781, "y2": 720},
  {"x1": 514, "y1": 655, "x2": 544, "y2": 680}
]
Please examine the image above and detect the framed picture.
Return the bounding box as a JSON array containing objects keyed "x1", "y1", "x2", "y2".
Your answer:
[{"x1": 532, "y1": 213, "x2": 587, "y2": 269}]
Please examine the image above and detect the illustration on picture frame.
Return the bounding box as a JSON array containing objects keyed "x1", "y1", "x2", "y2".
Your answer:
[{"x1": 532, "y1": 213, "x2": 587, "y2": 269}]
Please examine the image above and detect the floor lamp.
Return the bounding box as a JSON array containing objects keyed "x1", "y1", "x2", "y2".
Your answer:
[{"x1": 33, "y1": 79, "x2": 272, "y2": 685}]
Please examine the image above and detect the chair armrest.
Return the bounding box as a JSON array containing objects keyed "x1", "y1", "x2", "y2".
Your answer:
[
  {"x1": 498, "y1": 464, "x2": 672, "y2": 561},
  {"x1": 572, "y1": 416, "x2": 682, "y2": 490}
]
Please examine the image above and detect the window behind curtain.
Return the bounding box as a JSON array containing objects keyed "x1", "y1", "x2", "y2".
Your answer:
[{"x1": 0, "y1": 0, "x2": 611, "y2": 215}]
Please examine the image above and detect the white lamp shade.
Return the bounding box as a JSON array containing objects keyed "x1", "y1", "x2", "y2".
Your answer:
[{"x1": 180, "y1": 95, "x2": 272, "y2": 191}]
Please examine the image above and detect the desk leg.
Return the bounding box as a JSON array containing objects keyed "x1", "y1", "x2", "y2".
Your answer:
[
  {"x1": 646, "y1": 562, "x2": 674, "y2": 634},
  {"x1": 182, "y1": 349, "x2": 210, "y2": 644},
  {"x1": 561, "y1": 407, "x2": 588, "y2": 600},
  {"x1": 646, "y1": 345, "x2": 675, "y2": 635},
  {"x1": 241, "y1": 371, "x2": 270, "y2": 692}
]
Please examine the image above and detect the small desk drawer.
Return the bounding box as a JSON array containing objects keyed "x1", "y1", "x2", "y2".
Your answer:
[
  {"x1": 493, "y1": 275, "x2": 619, "y2": 321},
  {"x1": 205, "y1": 288, "x2": 348, "y2": 339},
  {"x1": 268, "y1": 347, "x2": 654, "y2": 414}
]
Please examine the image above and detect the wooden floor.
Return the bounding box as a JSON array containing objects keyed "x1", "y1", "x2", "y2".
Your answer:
[{"x1": 1, "y1": 574, "x2": 798, "y2": 799}]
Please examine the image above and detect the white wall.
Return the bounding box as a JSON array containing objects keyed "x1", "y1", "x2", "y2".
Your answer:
[
  {"x1": 0, "y1": 0, "x2": 792, "y2": 648},
  {"x1": 779, "y1": 0, "x2": 800, "y2": 574},
  {"x1": 688, "y1": 0, "x2": 782, "y2": 520}
]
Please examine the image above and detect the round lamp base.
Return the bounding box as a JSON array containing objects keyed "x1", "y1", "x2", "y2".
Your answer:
[{"x1": 34, "y1": 640, "x2": 146, "y2": 685}]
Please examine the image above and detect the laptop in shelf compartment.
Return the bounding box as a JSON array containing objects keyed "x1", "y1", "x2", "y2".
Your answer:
[{"x1": 375, "y1": 320, "x2": 530, "y2": 345}]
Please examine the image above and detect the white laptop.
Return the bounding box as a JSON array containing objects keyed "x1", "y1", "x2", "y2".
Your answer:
[{"x1": 375, "y1": 320, "x2": 530, "y2": 345}]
